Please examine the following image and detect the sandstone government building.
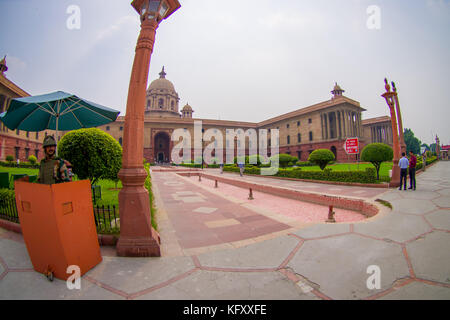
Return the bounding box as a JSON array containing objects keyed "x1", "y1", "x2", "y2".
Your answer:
[{"x1": 0, "y1": 58, "x2": 393, "y2": 163}]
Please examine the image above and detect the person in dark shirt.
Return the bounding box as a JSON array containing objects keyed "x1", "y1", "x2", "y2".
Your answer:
[{"x1": 408, "y1": 151, "x2": 417, "y2": 190}]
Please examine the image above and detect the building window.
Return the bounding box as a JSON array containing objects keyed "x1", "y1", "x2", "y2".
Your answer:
[
  {"x1": 287, "y1": 124, "x2": 290, "y2": 129},
  {"x1": 119, "y1": 138, "x2": 123, "y2": 146},
  {"x1": 35, "y1": 132, "x2": 39, "y2": 139},
  {"x1": 297, "y1": 151, "x2": 302, "y2": 160},
  {"x1": 25, "y1": 148, "x2": 30, "y2": 159},
  {"x1": 268, "y1": 139, "x2": 271, "y2": 147},
  {"x1": 297, "y1": 133, "x2": 301, "y2": 143},
  {"x1": 287, "y1": 135, "x2": 290, "y2": 145},
  {"x1": 15, "y1": 147, "x2": 20, "y2": 160},
  {"x1": 26, "y1": 132, "x2": 29, "y2": 138},
  {"x1": 297, "y1": 121, "x2": 300, "y2": 127},
  {"x1": 171, "y1": 101, "x2": 175, "y2": 110},
  {"x1": 120, "y1": 127, "x2": 123, "y2": 131},
  {"x1": 309, "y1": 131, "x2": 313, "y2": 141},
  {"x1": 308, "y1": 118, "x2": 312, "y2": 124},
  {"x1": 35, "y1": 149, "x2": 39, "y2": 159},
  {"x1": 159, "y1": 99, "x2": 164, "y2": 108},
  {"x1": 16, "y1": 129, "x2": 20, "y2": 135},
  {"x1": 106, "y1": 126, "x2": 110, "y2": 131}
]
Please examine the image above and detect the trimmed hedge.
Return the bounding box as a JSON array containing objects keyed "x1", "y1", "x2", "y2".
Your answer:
[
  {"x1": 224, "y1": 165, "x2": 377, "y2": 183},
  {"x1": 0, "y1": 161, "x2": 40, "y2": 169},
  {"x1": 0, "y1": 189, "x2": 15, "y2": 202}
]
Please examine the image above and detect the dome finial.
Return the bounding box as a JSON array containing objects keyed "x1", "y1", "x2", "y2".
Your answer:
[
  {"x1": 331, "y1": 82, "x2": 345, "y2": 98},
  {"x1": 159, "y1": 66, "x2": 166, "y2": 79}
]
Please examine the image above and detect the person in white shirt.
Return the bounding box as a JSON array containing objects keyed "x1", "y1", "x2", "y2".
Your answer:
[{"x1": 398, "y1": 152, "x2": 409, "y2": 190}]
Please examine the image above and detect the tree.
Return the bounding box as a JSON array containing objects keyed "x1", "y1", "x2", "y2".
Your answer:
[
  {"x1": 58, "y1": 128, "x2": 122, "y2": 186},
  {"x1": 404, "y1": 128, "x2": 421, "y2": 155},
  {"x1": 308, "y1": 149, "x2": 335, "y2": 170},
  {"x1": 270, "y1": 154, "x2": 297, "y2": 168},
  {"x1": 361, "y1": 143, "x2": 393, "y2": 180}
]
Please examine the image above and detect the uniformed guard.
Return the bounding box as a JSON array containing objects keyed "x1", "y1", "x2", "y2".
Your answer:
[{"x1": 38, "y1": 135, "x2": 71, "y2": 185}]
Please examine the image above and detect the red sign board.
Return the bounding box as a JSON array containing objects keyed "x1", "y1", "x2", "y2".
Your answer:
[{"x1": 344, "y1": 138, "x2": 359, "y2": 154}]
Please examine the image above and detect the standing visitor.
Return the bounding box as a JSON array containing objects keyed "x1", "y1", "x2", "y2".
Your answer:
[
  {"x1": 422, "y1": 152, "x2": 427, "y2": 172},
  {"x1": 398, "y1": 152, "x2": 409, "y2": 191},
  {"x1": 409, "y1": 151, "x2": 417, "y2": 190}
]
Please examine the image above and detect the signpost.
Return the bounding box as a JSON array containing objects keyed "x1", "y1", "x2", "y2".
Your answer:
[{"x1": 344, "y1": 138, "x2": 360, "y2": 170}]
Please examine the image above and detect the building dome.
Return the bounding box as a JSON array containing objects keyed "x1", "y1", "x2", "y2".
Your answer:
[
  {"x1": 147, "y1": 67, "x2": 176, "y2": 93},
  {"x1": 181, "y1": 103, "x2": 194, "y2": 118},
  {"x1": 145, "y1": 66, "x2": 180, "y2": 118},
  {"x1": 331, "y1": 82, "x2": 345, "y2": 99}
]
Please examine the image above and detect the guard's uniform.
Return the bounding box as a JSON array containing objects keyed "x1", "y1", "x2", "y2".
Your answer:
[{"x1": 38, "y1": 136, "x2": 71, "y2": 185}]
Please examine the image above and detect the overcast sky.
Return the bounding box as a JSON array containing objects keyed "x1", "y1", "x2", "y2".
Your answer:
[{"x1": 1, "y1": 0, "x2": 449, "y2": 145}]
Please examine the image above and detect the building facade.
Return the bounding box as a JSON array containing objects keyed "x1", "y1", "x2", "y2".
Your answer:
[
  {"x1": 0, "y1": 57, "x2": 52, "y2": 162},
  {"x1": 99, "y1": 68, "x2": 394, "y2": 163}
]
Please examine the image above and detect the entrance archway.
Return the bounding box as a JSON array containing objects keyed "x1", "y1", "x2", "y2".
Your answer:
[
  {"x1": 330, "y1": 146, "x2": 337, "y2": 160},
  {"x1": 154, "y1": 132, "x2": 170, "y2": 163}
]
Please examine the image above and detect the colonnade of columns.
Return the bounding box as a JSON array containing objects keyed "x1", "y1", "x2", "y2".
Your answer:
[
  {"x1": 321, "y1": 109, "x2": 362, "y2": 140},
  {"x1": 370, "y1": 125, "x2": 393, "y2": 144}
]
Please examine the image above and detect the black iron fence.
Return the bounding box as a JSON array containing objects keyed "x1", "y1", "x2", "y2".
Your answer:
[
  {"x1": 0, "y1": 198, "x2": 19, "y2": 224},
  {"x1": 0, "y1": 199, "x2": 119, "y2": 234}
]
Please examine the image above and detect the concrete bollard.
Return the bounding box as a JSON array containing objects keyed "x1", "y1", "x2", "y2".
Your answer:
[
  {"x1": 326, "y1": 205, "x2": 336, "y2": 223},
  {"x1": 248, "y1": 188, "x2": 254, "y2": 200},
  {"x1": 198, "y1": 174, "x2": 202, "y2": 182},
  {"x1": 215, "y1": 180, "x2": 218, "y2": 188}
]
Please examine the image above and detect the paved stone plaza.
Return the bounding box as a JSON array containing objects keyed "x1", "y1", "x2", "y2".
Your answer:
[{"x1": 0, "y1": 162, "x2": 449, "y2": 300}]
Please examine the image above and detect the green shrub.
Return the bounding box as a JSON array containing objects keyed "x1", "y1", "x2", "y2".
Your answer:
[
  {"x1": 58, "y1": 128, "x2": 123, "y2": 186},
  {"x1": 295, "y1": 161, "x2": 314, "y2": 167},
  {"x1": 5, "y1": 155, "x2": 14, "y2": 163},
  {"x1": 308, "y1": 149, "x2": 335, "y2": 170},
  {"x1": 361, "y1": 143, "x2": 393, "y2": 180},
  {"x1": 0, "y1": 189, "x2": 15, "y2": 202},
  {"x1": 28, "y1": 155, "x2": 37, "y2": 165},
  {"x1": 270, "y1": 154, "x2": 296, "y2": 168}
]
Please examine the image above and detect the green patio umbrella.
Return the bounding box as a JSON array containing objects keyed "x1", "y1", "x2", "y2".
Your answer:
[{"x1": 0, "y1": 91, "x2": 120, "y2": 148}]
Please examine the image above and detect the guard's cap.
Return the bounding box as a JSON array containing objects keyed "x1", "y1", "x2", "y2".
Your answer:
[{"x1": 43, "y1": 135, "x2": 57, "y2": 147}]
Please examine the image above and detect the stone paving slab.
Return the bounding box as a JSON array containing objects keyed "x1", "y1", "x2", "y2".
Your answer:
[
  {"x1": 0, "y1": 239, "x2": 33, "y2": 269},
  {"x1": 0, "y1": 272, "x2": 124, "y2": 300},
  {"x1": 197, "y1": 235, "x2": 299, "y2": 269},
  {"x1": 291, "y1": 223, "x2": 350, "y2": 239},
  {"x1": 136, "y1": 270, "x2": 317, "y2": 300},
  {"x1": 425, "y1": 209, "x2": 450, "y2": 230},
  {"x1": 379, "y1": 281, "x2": 450, "y2": 300},
  {"x1": 353, "y1": 213, "x2": 432, "y2": 243},
  {"x1": 287, "y1": 234, "x2": 410, "y2": 300},
  {"x1": 85, "y1": 256, "x2": 196, "y2": 295},
  {"x1": 389, "y1": 199, "x2": 437, "y2": 215},
  {"x1": 406, "y1": 231, "x2": 450, "y2": 284}
]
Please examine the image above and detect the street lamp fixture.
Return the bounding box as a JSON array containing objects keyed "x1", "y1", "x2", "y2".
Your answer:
[
  {"x1": 116, "y1": 0, "x2": 180, "y2": 257},
  {"x1": 382, "y1": 78, "x2": 401, "y2": 187}
]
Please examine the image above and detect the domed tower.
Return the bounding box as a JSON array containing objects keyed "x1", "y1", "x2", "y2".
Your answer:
[
  {"x1": 331, "y1": 82, "x2": 345, "y2": 99},
  {"x1": 145, "y1": 66, "x2": 180, "y2": 117},
  {"x1": 181, "y1": 103, "x2": 194, "y2": 118}
]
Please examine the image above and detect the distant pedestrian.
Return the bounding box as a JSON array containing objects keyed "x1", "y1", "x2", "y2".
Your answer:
[
  {"x1": 238, "y1": 163, "x2": 244, "y2": 177},
  {"x1": 422, "y1": 152, "x2": 427, "y2": 172},
  {"x1": 398, "y1": 152, "x2": 409, "y2": 191},
  {"x1": 409, "y1": 151, "x2": 417, "y2": 190}
]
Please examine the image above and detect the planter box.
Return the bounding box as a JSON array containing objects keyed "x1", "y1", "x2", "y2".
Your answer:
[{"x1": 14, "y1": 180, "x2": 102, "y2": 281}]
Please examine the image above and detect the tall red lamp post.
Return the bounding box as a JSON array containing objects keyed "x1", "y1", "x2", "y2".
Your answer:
[
  {"x1": 117, "y1": 0, "x2": 181, "y2": 257},
  {"x1": 382, "y1": 78, "x2": 401, "y2": 187}
]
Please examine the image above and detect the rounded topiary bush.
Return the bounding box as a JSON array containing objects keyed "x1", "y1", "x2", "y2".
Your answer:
[
  {"x1": 269, "y1": 154, "x2": 297, "y2": 168},
  {"x1": 308, "y1": 149, "x2": 336, "y2": 170},
  {"x1": 28, "y1": 155, "x2": 37, "y2": 165},
  {"x1": 361, "y1": 143, "x2": 393, "y2": 180},
  {"x1": 58, "y1": 128, "x2": 122, "y2": 185},
  {"x1": 5, "y1": 155, "x2": 14, "y2": 162}
]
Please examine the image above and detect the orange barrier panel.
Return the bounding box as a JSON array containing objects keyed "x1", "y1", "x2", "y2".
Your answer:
[{"x1": 15, "y1": 180, "x2": 102, "y2": 281}]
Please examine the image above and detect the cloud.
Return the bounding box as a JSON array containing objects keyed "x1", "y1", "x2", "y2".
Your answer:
[{"x1": 96, "y1": 15, "x2": 140, "y2": 42}]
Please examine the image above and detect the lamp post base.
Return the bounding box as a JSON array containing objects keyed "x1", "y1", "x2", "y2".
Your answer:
[
  {"x1": 116, "y1": 167, "x2": 161, "y2": 257},
  {"x1": 389, "y1": 165, "x2": 401, "y2": 188},
  {"x1": 116, "y1": 229, "x2": 161, "y2": 257}
]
